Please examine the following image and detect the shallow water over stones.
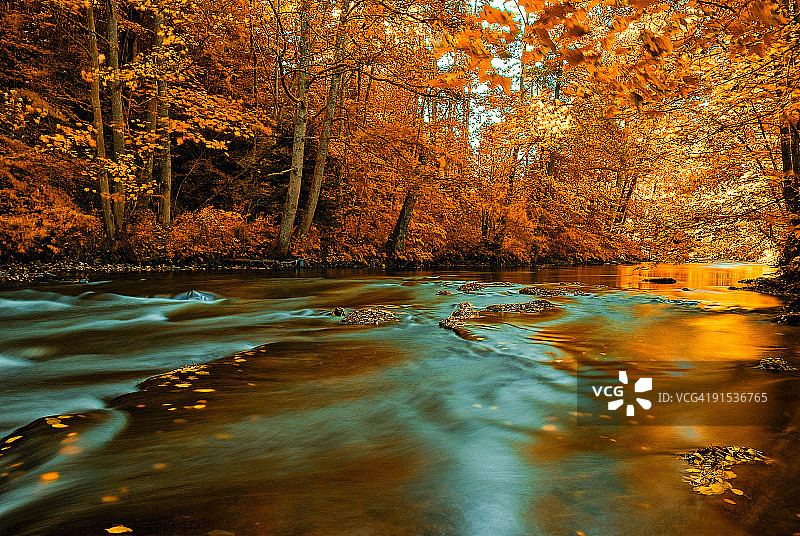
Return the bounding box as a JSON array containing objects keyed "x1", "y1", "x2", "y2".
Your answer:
[{"x1": 0, "y1": 263, "x2": 799, "y2": 536}]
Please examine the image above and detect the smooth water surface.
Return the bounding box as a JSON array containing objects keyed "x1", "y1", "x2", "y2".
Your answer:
[{"x1": 1, "y1": 263, "x2": 799, "y2": 536}]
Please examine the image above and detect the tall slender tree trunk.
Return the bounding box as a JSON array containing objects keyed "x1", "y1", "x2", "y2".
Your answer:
[
  {"x1": 107, "y1": 0, "x2": 125, "y2": 232},
  {"x1": 546, "y1": 64, "x2": 562, "y2": 176},
  {"x1": 155, "y1": 5, "x2": 171, "y2": 228},
  {"x1": 386, "y1": 189, "x2": 417, "y2": 255},
  {"x1": 86, "y1": 1, "x2": 115, "y2": 241},
  {"x1": 781, "y1": 120, "x2": 800, "y2": 265},
  {"x1": 276, "y1": 0, "x2": 311, "y2": 256},
  {"x1": 143, "y1": 94, "x2": 158, "y2": 185},
  {"x1": 296, "y1": 0, "x2": 350, "y2": 240}
]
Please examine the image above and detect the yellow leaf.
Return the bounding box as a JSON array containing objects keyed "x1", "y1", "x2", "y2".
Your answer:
[
  {"x1": 40, "y1": 472, "x2": 59, "y2": 481},
  {"x1": 105, "y1": 525, "x2": 133, "y2": 534},
  {"x1": 730, "y1": 488, "x2": 744, "y2": 495},
  {"x1": 724, "y1": 498, "x2": 736, "y2": 504}
]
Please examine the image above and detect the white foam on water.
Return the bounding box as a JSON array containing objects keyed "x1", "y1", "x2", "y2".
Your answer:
[{"x1": 0, "y1": 354, "x2": 31, "y2": 367}]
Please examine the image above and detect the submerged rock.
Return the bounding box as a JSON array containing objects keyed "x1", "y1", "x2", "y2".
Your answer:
[
  {"x1": 643, "y1": 277, "x2": 677, "y2": 284},
  {"x1": 772, "y1": 313, "x2": 800, "y2": 325},
  {"x1": 754, "y1": 357, "x2": 798, "y2": 371},
  {"x1": 457, "y1": 282, "x2": 487, "y2": 292},
  {"x1": 173, "y1": 290, "x2": 218, "y2": 302},
  {"x1": 438, "y1": 300, "x2": 554, "y2": 335},
  {"x1": 438, "y1": 302, "x2": 478, "y2": 328},
  {"x1": 340, "y1": 308, "x2": 398, "y2": 325},
  {"x1": 332, "y1": 307, "x2": 346, "y2": 316},
  {"x1": 519, "y1": 286, "x2": 567, "y2": 297},
  {"x1": 482, "y1": 300, "x2": 555, "y2": 314},
  {"x1": 436, "y1": 290, "x2": 452, "y2": 295}
]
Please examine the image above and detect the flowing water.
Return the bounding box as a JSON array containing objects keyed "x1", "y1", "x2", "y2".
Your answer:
[{"x1": 1, "y1": 264, "x2": 799, "y2": 536}]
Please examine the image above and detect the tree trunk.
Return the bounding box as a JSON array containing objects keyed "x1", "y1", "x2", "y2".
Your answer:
[
  {"x1": 613, "y1": 175, "x2": 637, "y2": 230},
  {"x1": 143, "y1": 93, "x2": 158, "y2": 184},
  {"x1": 781, "y1": 121, "x2": 800, "y2": 264},
  {"x1": 546, "y1": 64, "x2": 562, "y2": 176},
  {"x1": 155, "y1": 6, "x2": 171, "y2": 228},
  {"x1": 296, "y1": 0, "x2": 350, "y2": 240},
  {"x1": 386, "y1": 189, "x2": 417, "y2": 255},
  {"x1": 276, "y1": 0, "x2": 311, "y2": 256},
  {"x1": 86, "y1": 1, "x2": 115, "y2": 241},
  {"x1": 107, "y1": 0, "x2": 125, "y2": 231}
]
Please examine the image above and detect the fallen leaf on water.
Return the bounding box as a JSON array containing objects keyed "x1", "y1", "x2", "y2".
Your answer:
[
  {"x1": 724, "y1": 498, "x2": 736, "y2": 504},
  {"x1": 730, "y1": 488, "x2": 744, "y2": 495},
  {"x1": 542, "y1": 424, "x2": 557, "y2": 432},
  {"x1": 40, "y1": 472, "x2": 59, "y2": 481},
  {"x1": 102, "y1": 495, "x2": 119, "y2": 502},
  {"x1": 5, "y1": 436, "x2": 22, "y2": 444},
  {"x1": 105, "y1": 525, "x2": 133, "y2": 533},
  {"x1": 193, "y1": 388, "x2": 215, "y2": 393},
  {"x1": 576, "y1": 531, "x2": 585, "y2": 536}
]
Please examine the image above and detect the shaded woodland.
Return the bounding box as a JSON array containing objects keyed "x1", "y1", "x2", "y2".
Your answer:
[{"x1": 0, "y1": 0, "x2": 796, "y2": 266}]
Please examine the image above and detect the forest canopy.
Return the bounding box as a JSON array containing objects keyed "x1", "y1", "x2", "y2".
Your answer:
[{"x1": 0, "y1": 0, "x2": 796, "y2": 266}]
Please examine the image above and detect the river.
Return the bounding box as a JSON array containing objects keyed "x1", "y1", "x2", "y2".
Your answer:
[{"x1": 1, "y1": 263, "x2": 799, "y2": 536}]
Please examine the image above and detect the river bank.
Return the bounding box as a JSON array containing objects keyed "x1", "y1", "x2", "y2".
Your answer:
[{"x1": 0, "y1": 255, "x2": 647, "y2": 286}]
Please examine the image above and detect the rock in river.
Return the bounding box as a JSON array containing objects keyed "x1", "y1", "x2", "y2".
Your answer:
[
  {"x1": 340, "y1": 308, "x2": 399, "y2": 325},
  {"x1": 173, "y1": 290, "x2": 219, "y2": 301},
  {"x1": 519, "y1": 286, "x2": 567, "y2": 297}
]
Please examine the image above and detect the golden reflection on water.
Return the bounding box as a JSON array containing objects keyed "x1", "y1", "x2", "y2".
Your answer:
[{"x1": 524, "y1": 264, "x2": 800, "y2": 536}]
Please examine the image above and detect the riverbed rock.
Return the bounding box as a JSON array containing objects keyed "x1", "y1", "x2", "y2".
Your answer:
[
  {"x1": 481, "y1": 300, "x2": 555, "y2": 314},
  {"x1": 174, "y1": 290, "x2": 218, "y2": 301},
  {"x1": 643, "y1": 277, "x2": 678, "y2": 284},
  {"x1": 772, "y1": 313, "x2": 800, "y2": 326},
  {"x1": 519, "y1": 286, "x2": 566, "y2": 297},
  {"x1": 438, "y1": 300, "x2": 555, "y2": 334},
  {"x1": 457, "y1": 282, "x2": 487, "y2": 292},
  {"x1": 754, "y1": 357, "x2": 798, "y2": 371},
  {"x1": 436, "y1": 290, "x2": 452, "y2": 295},
  {"x1": 438, "y1": 302, "x2": 479, "y2": 330},
  {"x1": 332, "y1": 307, "x2": 346, "y2": 316},
  {"x1": 340, "y1": 308, "x2": 398, "y2": 325}
]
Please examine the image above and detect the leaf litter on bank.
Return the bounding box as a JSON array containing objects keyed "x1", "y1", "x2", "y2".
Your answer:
[{"x1": 680, "y1": 445, "x2": 767, "y2": 497}]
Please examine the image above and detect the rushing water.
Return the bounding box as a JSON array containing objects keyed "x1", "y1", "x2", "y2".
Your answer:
[{"x1": 1, "y1": 263, "x2": 799, "y2": 536}]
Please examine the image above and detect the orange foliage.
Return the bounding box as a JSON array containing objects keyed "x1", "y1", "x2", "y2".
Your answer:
[{"x1": 0, "y1": 138, "x2": 100, "y2": 262}]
